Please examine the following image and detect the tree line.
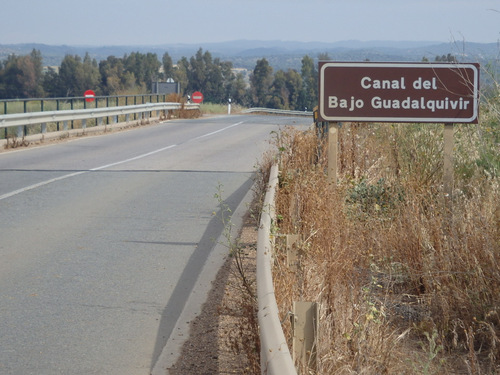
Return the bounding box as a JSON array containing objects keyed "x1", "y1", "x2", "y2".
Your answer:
[{"x1": 0, "y1": 48, "x2": 318, "y2": 111}]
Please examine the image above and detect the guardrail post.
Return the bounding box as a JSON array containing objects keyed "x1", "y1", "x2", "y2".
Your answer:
[
  {"x1": 286, "y1": 234, "x2": 300, "y2": 269},
  {"x1": 56, "y1": 100, "x2": 60, "y2": 130},
  {"x1": 134, "y1": 96, "x2": 137, "y2": 120},
  {"x1": 41, "y1": 123, "x2": 47, "y2": 134},
  {"x1": 106, "y1": 97, "x2": 110, "y2": 124},
  {"x1": 23, "y1": 101, "x2": 28, "y2": 136},
  {"x1": 292, "y1": 301, "x2": 318, "y2": 372},
  {"x1": 70, "y1": 99, "x2": 74, "y2": 129},
  {"x1": 63, "y1": 121, "x2": 68, "y2": 131},
  {"x1": 2, "y1": 101, "x2": 5, "y2": 138},
  {"x1": 16, "y1": 125, "x2": 23, "y2": 138}
]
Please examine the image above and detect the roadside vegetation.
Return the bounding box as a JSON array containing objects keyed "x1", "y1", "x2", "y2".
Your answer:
[
  {"x1": 200, "y1": 102, "x2": 245, "y2": 115},
  {"x1": 267, "y1": 90, "x2": 499, "y2": 373},
  {"x1": 0, "y1": 48, "x2": 318, "y2": 112}
]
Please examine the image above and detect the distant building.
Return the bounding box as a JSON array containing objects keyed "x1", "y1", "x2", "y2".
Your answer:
[{"x1": 151, "y1": 79, "x2": 180, "y2": 95}]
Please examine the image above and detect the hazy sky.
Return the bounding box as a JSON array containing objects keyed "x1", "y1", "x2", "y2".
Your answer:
[{"x1": 2, "y1": 0, "x2": 499, "y2": 46}]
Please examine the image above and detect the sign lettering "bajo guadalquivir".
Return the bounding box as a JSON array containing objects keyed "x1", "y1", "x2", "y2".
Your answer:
[{"x1": 319, "y1": 62, "x2": 479, "y2": 123}]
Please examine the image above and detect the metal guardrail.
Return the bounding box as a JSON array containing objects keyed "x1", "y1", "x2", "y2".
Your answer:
[
  {"x1": 243, "y1": 108, "x2": 313, "y2": 117},
  {"x1": 257, "y1": 164, "x2": 297, "y2": 375},
  {"x1": 0, "y1": 94, "x2": 169, "y2": 115},
  {"x1": 0, "y1": 102, "x2": 199, "y2": 139}
]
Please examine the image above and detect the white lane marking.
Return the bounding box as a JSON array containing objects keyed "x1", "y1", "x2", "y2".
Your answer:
[
  {"x1": 192, "y1": 121, "x2": 244, "y2": 140},
  {"x1": 0, "y1": 171, "x2": 87, "y2": 201},
  {"x1": 0, "y1": 121, "x2": 245, "y2": 201},
  {"x1": 89, "y1": 144, "x2": 178, "y2": 171}
]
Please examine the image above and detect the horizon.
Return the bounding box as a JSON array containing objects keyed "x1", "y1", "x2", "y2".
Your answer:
[{"x1": 1, "y1": 38, "x2": 494, "y2": 49}]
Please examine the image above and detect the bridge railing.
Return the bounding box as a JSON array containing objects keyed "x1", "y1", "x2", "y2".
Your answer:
[
  {"x1": 0, "y1": 94, "x2": 169, "y2": 116},
  {"x1": 0, "y1": 102, "x2": 199, "y2": 141},
  {"x1": 243, "y1": 107, "x2": 313, "y2": 117}
]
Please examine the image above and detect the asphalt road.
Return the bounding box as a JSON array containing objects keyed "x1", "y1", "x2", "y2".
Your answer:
[{"x1": 0, "y1": 114, "x2": 310, "y2": 375}]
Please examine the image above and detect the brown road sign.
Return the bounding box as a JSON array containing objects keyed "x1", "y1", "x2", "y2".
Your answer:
[{"x1": 319, "y1": 62, "x2": 479, "y2": 123}]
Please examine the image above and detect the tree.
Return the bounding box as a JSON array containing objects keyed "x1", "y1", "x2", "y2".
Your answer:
[
  {"x1": 162, "y1": 52, "x2": 174, "y2": 80},
  {"x1": 265, "y1": 68, "x2": 304, "y2": 110},
  {"x1": 0, "y1": 55, "x2": 22, "y2": 98},
  {"x1": 182, "y1": 49, "x2": 236, "y2": 103},
  {"x1": 435, "y1": 53, "x2": 457, "y2": 62},
  {"x1": 188, "y1": 48, "x2": 207, "y2": 93},
  {"x1": 42, "y1": 67, "x2": 60, "y2": 97},
  {"x1": 82, "y1": 53, "x2": 100, "y2": 92},
  {"x1": 58, "y1": 54, "x2": 85, "y2": 97},
  {"x1": 318, "y1": 52, "x2": 330, "y2": 61},
  {"x1": 143, "y1": 53, "x2": 161, "y2": 85},
  {"x1": 219, "y1": 60, "x2": 235, "y2": 103},
  {"x1": 268, "y1": 69, "x2": 289, "y2": 109},
  {"x1": 174, "y1": 57, "x2": 189, "y2": 96},
  {"x1": 250, "y1": 58, "x2": 273, "y2": 107},
  {"x1": 300, "y1": 55, "x2": 318, "y2": 111},
  {"x1": 0, "y1": 49, "x2": 44, "y2": 98},
  {"x1": 284, "y1": 69, "x2": 302, "y2": 110},
  {"x1": 230, "y1": 72, "x2": 249, "y2": 106},
  {"x1": 29, "y1": 49, "x2": 44, "y2": 96},
  {"x1": 99, "y1": 56, "x2": 124, "y2": 94},
  {"x1": 205, "y1": 57, "x2": 229, "y2": 103},
  {"x1": 124, "y1": 52, "x2": 161, "y2": 90},
  {"x1": 56, "y1": 53, "x2": 100, "y2": 97},
  {"x1": 16, "y1": 55, "x2": 38, "y2": 97}
]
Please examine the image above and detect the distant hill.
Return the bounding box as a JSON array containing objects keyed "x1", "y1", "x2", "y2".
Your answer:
[{"x1": 0, "y1": 40, "x2": 498, "y2": 71}]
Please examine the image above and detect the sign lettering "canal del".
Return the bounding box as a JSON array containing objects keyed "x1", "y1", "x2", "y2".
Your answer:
[{"x1": 319, "y1": 62, "x2": 479, "y2": 123}]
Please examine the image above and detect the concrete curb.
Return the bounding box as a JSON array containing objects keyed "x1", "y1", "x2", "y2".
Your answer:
[{"x1": 0, "y1": 118, "x2": 159, "y2": 150}]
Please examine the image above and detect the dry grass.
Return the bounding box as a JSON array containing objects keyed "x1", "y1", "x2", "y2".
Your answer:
[{"x1": 270, "y1": 100, "x2": 499, "y2": 374}]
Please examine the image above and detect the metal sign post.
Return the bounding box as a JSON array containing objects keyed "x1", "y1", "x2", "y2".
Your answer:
[
  {"x1": 318, "y1": 61, "x2": 479, "y2": 211},
  {"x1": 443, "y1": 123, "x2": 454, "y2": 200},
  {"x1": 328, "y1": 122, "x2": 338, "y2": 185},
  {"x1": 443, "y1": 123, "x2": 455, "y2": 233}
]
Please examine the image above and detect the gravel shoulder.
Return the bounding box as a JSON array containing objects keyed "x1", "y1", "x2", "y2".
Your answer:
[{"x1": 167, "y1": 211, "x2": 259, "y2": 375}]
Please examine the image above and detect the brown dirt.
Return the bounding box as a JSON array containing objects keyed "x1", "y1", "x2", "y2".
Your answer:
[{"x1": 167, "y1": 212, "x2": 259, "y2": 375}]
